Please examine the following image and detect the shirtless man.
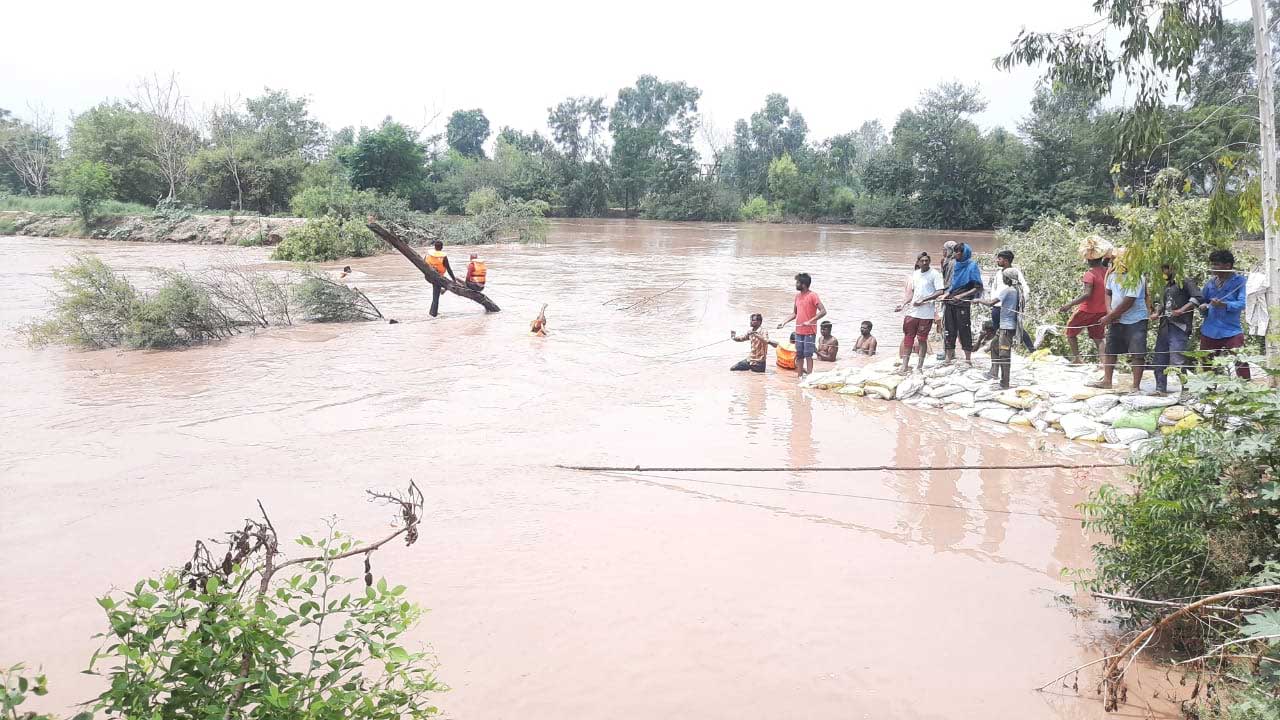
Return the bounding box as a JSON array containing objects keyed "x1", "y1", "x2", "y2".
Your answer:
[
  {"x1": 816, "y1": 321, "x2": 840, "y2": 361},
  {"x1": 852, "y1": 321, "x2": 877, "y2": 356}
]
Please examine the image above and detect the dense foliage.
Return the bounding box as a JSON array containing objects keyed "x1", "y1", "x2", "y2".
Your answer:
[
  {"x1": 4, "y1": 6, "x2": 1274, "y2": 231},
  {"x1": 271, "y1": 216, "x2": 378, "y2": 262}
]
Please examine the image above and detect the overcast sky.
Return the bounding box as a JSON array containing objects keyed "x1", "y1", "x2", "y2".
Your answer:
[{"x1": 0, "y1": 0, "x2": 1256, "y2": 145}]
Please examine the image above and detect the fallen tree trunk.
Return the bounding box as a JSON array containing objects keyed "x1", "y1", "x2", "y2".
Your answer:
[{"x1": 367, "y1": 220, "x2": 501, "y2": 313}]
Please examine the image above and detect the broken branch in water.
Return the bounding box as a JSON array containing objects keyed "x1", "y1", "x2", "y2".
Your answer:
[
  {"x1": 603, "y1": 280, "x2": 689, "y2": 311},
  {"x1": 1100, "y1": 585, "x2": 1280, "y2": 712}
]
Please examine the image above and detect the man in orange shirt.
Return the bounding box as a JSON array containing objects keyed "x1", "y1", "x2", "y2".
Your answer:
[{"x1": 777, "y1": 272, "x2": 827, "y2": 378}]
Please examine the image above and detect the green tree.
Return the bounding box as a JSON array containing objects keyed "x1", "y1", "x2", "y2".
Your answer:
[
  {"x1": 767, "y1": 153, "x2": 806, "y2": 216},
  {"x1": 446, "y1": 109, "x2": 491, "y2": 159},
  {"x1": 340, "y1": 119, "x2": 428, "y2": 201},
  {"x1": 56, "y1": 160, "x2": 112, "y2": 226},
  {"x1": 65, "y1": 103, "x2": 165, "y2": 204},
  {"x1": 889, "y1": 82, "x2": 999, "y2": 229},
  {"x1": 547, "y1": 96, "x2": 611, "y2": 216},
  {"x1": 608, "y1": 75, "x2": 702, "y2": 212},
  {"x1": 728, "y1": 94, "x2": 809, "y2": 198}
]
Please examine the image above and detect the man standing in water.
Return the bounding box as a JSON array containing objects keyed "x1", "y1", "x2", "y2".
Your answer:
[
  {"x1": 896, "y1": 251, "x2": 945, "y2": 374},
  {"x1": 817, "y1": 321, "x2": 841, "y2": 361},
  {"x1": 852, "y1": 321, "x2": 877, "y2": 355},
  {"x1": 939, "y1": 243, "x2": 983, "y2": 364},
  {"x1": 425, "y1": 240, "x2": 457, "y2": 317},
  {"x1": 730, "y1": 313, "x2": 769, "y2": 372},
  {"x1": 778, "y1": 273, "x2": 826, "y2": 378}
]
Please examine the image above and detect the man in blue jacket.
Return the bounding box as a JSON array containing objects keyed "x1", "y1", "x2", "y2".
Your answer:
[{"x1": 1198, "y1": 249, "x2": 1251, "y2": 379}]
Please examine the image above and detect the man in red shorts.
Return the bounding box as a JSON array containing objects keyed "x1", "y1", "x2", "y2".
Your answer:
[
  {"x1": 1058, "y1": 240, "x2": 1110, "y2": 365},
  {"x1": 895, "y1": 251, "x2": 945, "y2": 374}
]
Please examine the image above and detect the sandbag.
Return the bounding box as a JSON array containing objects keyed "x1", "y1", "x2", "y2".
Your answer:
[
  {"x1": 1009, "y1": 412, "x2": 1034, "y2": 427},
  {"x1": 926, "y1": 384, "x2": 964, "y2": 399},
  {"x1": 952, "y1": 376, "x2": 987, "y2": 392},
  {"x1": 1051, "y1": 401, "x2": 1086, "y2": 415},
  {"x1": 1104, "y1": 427, "x2": 1150, "y2": 445},
  {"x1": 1112, "y1": 409, "x2": 1161, "y2": 434},
  {"x1": 895, "y1": 373, "x2": 925, "y2": 400},
  {"x1": 978, "y1": 407, "x2": 1018, "y2": 424},
  {"x1": 925, "y1": 365, "x2": 958, "y2": 379},
  {"x1": 997, "y1": 389, "x2": 1038, "y2": 410},
  {"x1": 864, "y1": 386, "x2": 893, "y2": 400},
  {"x1": 1072, "y1": 387, "x2": 1117, "y2": 401},
  {"x1": 1061, "y1": 413, "x2": 1105, "y2": 440},
  {"x1": 1085, "y1": 394, "x2": 1120, "y2": 415},
  {"x1": 1098, "y1": 405, "x2": 1128, "y2": 425},
  {"x1": 1170, "y1": 413, "x2": 1203, "y2": 433},
  {"x1": 1120, "y1": 394, "x2": 1179, "y2": 410},
  {"x1": 866, "y1": 375, "x2": 903, "y2": 392},
  {"x1": 1159, "y1": 405, "x2": 1192, "y2": 425},
  {"x1": 947, "y1": 391, "x2": 976, "y2": 408},
  {"x1": 947, "y1": 405, "x2": 979, "y2": 418},
  {"x1": 836, "y1": 384, "x2": 865, "y2": 396},
  {"x1": 1032, "y1": 419, "x2": 1049, "y2": 432}
]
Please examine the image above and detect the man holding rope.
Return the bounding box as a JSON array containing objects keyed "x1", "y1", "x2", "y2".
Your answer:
[{"x1": 778, "y1": 272, "x2": 826, "y2": 378}]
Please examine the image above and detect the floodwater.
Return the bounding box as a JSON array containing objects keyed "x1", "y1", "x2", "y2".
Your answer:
[{"x1": 0, "y1": 220, "x2": 1176, "y2": 719}]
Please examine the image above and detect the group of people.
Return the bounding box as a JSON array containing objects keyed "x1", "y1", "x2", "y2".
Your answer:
[
  {"x1": 728, "y1": 235, "x2": 1257, "y2": 392},
  {"x1": 422, "y1": 241, "x2": 489, "y2": 316},
  {"x1": 729, "y1": 273, "x2": 879, "y2": 377},
  {"x1": 895, "y1": 234, "x2": 1254, "y2": 393}
]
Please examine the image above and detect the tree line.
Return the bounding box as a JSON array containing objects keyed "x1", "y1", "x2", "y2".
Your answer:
[{"x1": 0, "y1": 15, "x2": 1267, "y2": 230}]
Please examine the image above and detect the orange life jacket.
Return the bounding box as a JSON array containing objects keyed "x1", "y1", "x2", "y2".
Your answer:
[
  {"x1": 776, "y1": 342, "x2": 796, "y2": 369},
  {"x1": 468, "y1": 260, "x2": 487, "y2": 287},
  {"x1": 426, "y1": 250, "x2": 447, "y2": 276}
]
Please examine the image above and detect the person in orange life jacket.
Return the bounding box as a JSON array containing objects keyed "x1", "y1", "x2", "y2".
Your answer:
[
  {"x1": 777, "y1": 272, "x2": 827, "y2": 378},
  {"x1": 773, "y1": 332, "x2": 798, "y2": 370},
  {"x1": 466, "y1": 253, "x2": 487, "y2": 291},
  {"x1": 425, "y1": 240, "x2": 457, "y2": 317}
]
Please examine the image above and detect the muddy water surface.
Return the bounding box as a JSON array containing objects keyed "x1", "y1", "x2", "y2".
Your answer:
[{"x1": 1, "y1": 221, "x2": 1173, "y2": 718}]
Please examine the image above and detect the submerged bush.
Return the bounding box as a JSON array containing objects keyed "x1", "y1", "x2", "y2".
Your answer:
[
  {"x1": 23, "y1": 256, "x2": 140, "y2": 348},
  {"x1": 272, "y1": 216, "x2": 378, "y2": 262},
  {"x1": 294, "y1": 268, "x2": 384, "y2": 322},
  {"x1": 24, "y1": 258, "x2": 380, "y2": 350}
]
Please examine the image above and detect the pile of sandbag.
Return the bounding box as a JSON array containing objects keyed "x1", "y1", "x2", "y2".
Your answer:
[{"x1": 803, "y1": 354, "x2": 1202, "y2": 453}]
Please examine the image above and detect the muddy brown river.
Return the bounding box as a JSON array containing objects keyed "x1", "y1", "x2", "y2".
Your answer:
[{"x1": 0, "y1": 220, "x2": 1176, "y2": 718}]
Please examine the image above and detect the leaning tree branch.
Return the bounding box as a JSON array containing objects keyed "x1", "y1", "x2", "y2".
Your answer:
[
  {"x1": 366, "y1": 220, "x2": 500, "y2": 313},
  {"x1": 1101, "y1": 584, "x2": 1280, "y2": 712}
]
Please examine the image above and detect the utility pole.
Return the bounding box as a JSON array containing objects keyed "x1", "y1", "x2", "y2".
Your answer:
[{"x1": 1252, "y1": 0, "x2": 1280, "y2": 379}]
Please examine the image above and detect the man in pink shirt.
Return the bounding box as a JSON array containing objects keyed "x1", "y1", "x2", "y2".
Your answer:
[{"x1": 777, "y1": 272, "x2": 827, "y2": 378}]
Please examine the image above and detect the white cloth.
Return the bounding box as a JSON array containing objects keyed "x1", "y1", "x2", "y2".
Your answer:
[
  {"x1": 907, "y1": 269, "x2": 945, "y2": 320},
  {"x1": 984, "y1": 266, "x2": 1030, "y2": 302},
  {"x1": 1246, "y1": 271, "x2": 1270, "y2": 337}
]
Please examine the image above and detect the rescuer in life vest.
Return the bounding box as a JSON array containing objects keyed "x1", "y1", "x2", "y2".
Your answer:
[
  {"x1": 466, "y1": 253, "x2": 487, "y2": 291},
  {"x1": 425, "y1": 240, "x2": 457, "y2": 317}
]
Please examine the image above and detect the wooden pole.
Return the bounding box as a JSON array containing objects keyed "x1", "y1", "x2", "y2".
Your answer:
[
  {"x1": 1252, "y1": 0, "x2": 1279, "y2": 380},
  {"x1": 366, "y1": 220, "x2": 501, "y2": 313}
]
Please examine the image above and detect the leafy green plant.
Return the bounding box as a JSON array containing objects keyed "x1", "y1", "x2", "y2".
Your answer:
[
  {"x1": 22, "y1": 256, "x2": 140, "y2": 349},
  {"x1": 464, "y1": 186, "x2": 501, "y2": 216},
  {"x1": 54, "y1": 160, "x2": 113, "y2": 227},
  {"x1": 1079, "y1": 368, "x2": 1280, "y2": 611},
  {"x1": 271, "y1": 216, "x2": 378, "y2": 262},
  {"x1": 738, "y1": 195, "x2": 779, "y2": 223},
  {"x1": 87, "y1": 484, "x2": 442, "y2": 720},
  {"x1": 0, "y1": 217, "x2": 17, "y2": 235}
]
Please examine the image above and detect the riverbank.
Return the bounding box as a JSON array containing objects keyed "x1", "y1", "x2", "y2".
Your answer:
[
  {"x1": 0, "y1": 210, "x2": 305, "y2": 245},
  {"x1": 801, "y1": 353, "x2": 1199, "y2": 454}
]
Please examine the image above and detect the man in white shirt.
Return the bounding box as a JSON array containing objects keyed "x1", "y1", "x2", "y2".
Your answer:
[{"x1": 895, "y1": 251, "x2": 946, "y2": 374}]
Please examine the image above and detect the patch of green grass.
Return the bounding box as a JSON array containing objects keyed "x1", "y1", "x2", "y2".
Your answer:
[
  {"x1": 0, "y1": 194, "x2": 153, "y2": 216},
  {"x1": 237, "y1": 231, "x2": 268, "y2": 247},
  {"x1": 0, "y1": 217, "x2": 17, "y2": 235}
]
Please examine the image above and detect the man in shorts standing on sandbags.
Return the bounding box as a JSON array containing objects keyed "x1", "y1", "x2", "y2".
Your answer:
[
  {"x1": 896, "y1": 252, "x2": 945, "y2": 374},
  {"x1": 778, "y1": 272, "x2": 826, "y2": 379},
  {"x1": 1059, "y1": 235, "x2": 1111, "y2": 365}
]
